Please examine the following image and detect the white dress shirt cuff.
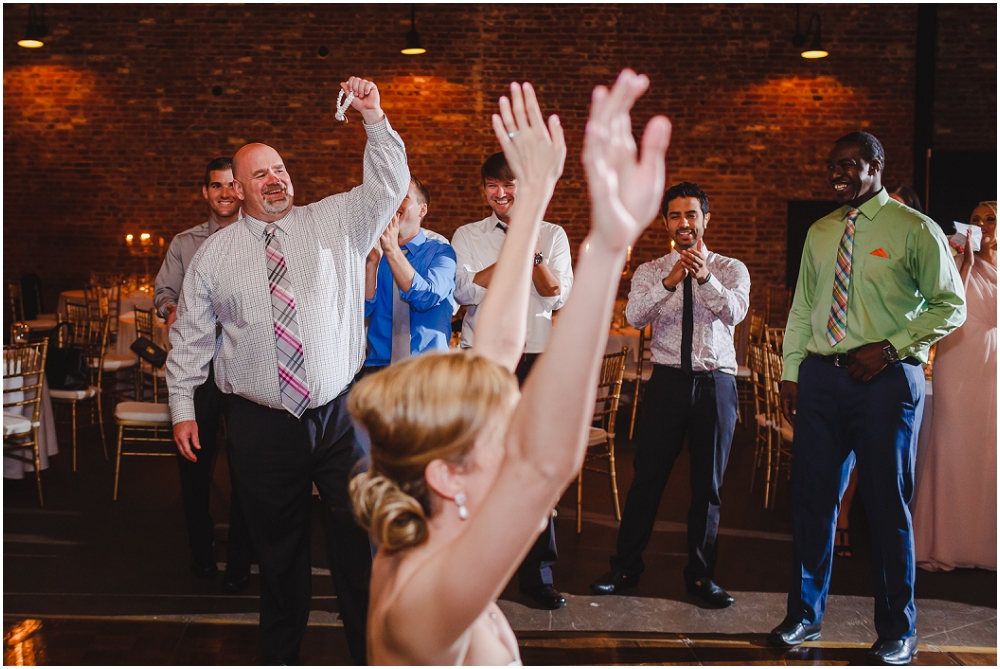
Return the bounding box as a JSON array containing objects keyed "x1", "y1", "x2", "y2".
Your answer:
[{"x1": 169, "y1": 398, "x2": 197, "y2": 425}]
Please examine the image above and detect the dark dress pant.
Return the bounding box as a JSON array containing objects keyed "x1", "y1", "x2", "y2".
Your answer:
[
  {"x1": 787, "y1": 355, "x2": 924, "y2": 641},
  {"x1": 611, "y1": 365, "x2": 738, "y2": 584},
  {"x1": 514, "y1": 353, "x2": 559, "y2": 589},
  {"x1": 226, "y1": 390, "x2": 372, "y2": 665},
  {"x1": 176, "y1": 363, "x2": 253, "y2": 575}
]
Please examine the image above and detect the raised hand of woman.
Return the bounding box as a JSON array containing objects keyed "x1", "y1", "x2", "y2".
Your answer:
[
  {"x1": 491, "y1": 82, "x2": 567, "y2": 202},
  {"x1": 582, "y1": 69, "x2": 672, "y2": 253}
]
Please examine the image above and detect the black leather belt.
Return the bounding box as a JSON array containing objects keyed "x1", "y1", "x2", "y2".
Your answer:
[
  {"x1": 811, "y1": 352, "x2": 854, "y2": 367},
  {"x1": 810, "y1": 352, "x2": 920, "y2": 367}
]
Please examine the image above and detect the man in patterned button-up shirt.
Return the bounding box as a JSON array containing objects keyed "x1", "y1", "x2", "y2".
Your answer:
[{"x1": 590, "y1": 181, "x2": 750, "y2": 609}]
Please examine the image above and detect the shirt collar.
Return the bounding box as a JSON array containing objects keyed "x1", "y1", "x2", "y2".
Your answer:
[
  {"x1": 850, "y1": 187, "x2": 890, "y2": 222},
  {"x1": 206, "y1": 218, "x2": 222, "y2": 235},
  {"x1": 243, "y1": 211, "x2": 294, "y2": 239},
  {"x1": 400, "y1": 229, "x2": 427, "y2": 253},
  {"x1": 483, "y1": 212, "x2": 506, "y2": 233}
]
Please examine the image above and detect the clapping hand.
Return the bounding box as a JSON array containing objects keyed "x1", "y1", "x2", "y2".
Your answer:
[
  {"x1": 341, "y1": 77, "x2": 383, "y2": 124},
  {"x1": 582, "y1": 69, "x2": 671, "y2": 253},
  {"x1": 491, "y1": 82, "x2": 567, "y2": 202}
]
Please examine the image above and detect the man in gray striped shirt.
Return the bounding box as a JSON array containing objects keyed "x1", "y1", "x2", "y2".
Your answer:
[
  {"x1": 154, "y1": 157, "x2": 253, "y2": 593},
  {"x1": 166, "y1": 77, "x2": 409, "y2": 665}
]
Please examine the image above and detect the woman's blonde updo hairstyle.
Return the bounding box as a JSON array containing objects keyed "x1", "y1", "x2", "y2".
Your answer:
[{"x1": 349, "y1": 351, "x2": 519, "y2": 552}]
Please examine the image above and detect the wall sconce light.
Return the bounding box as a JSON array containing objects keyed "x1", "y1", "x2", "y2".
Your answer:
[
  {"x1": 792, "y1": 5, "x2": 828, "y2": 59},
  {"x1": 18, "y1": 4, "x2": 49, "y2": 49},
  {"x1": 401, "y1": 4, "x2": 426, "y2": 55}
]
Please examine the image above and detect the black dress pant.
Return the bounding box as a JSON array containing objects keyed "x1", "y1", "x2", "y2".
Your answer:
[
  {"x1": 177, "y1": 364, "x2": 253, "y2": 575},
  {"x1": 611, "y1": 365, "x2": 738, "y2": 584},
  {"x1": 513, "y1": 353, "x2": 559, "y2": 589},
  {"x1": 226, "y1": 390, "x2": 372, "y2": 665}
]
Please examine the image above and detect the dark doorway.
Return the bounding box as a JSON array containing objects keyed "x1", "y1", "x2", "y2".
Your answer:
[
  {"x1": 786, "y1": 200, "x2": 840, "y2": 289},
  {"x1": 927, "y1": 151, "x2": 998, "y2": 234}
]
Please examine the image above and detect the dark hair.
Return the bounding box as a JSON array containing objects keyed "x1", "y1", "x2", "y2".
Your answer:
[
  {"x1": 204, "y1": 157, "x2": 233, "y2": 186},
  {"x1": 662, "y1": 182, "x2": 710, "y2": 217},
  {"x1": 834, "y1": 132, "x2": 885, "y2": 167},
  {"x1": 410, "y1": 175, "x2": 430, "y2": 208},
  {"x1": 480, "y1": 152, "x2": 515, "y2": 184},
  {"x1": 887, "y1": 184, "x2": 924, "y2": 213}
]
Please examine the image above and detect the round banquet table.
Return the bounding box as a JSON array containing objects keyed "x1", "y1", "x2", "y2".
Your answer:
[{"x1": 3, "y1": 373, "x2": 59, "y2": 479}]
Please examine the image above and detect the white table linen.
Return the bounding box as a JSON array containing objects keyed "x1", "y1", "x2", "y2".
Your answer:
[{"x1": 3, "y1": 374, "x2": 59, "y2": 479}]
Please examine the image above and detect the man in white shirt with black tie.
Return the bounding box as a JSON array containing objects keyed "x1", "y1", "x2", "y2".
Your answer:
[
  {"x1": 451, "y1": 151, "x2": 574, "y2": 609},
  {"x1": 590, "y1": 182, "x2": 750, "y2": 609}
]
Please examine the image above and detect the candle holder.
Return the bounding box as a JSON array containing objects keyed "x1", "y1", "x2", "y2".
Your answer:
[{"x1": 125, "y1": 232, "x2": 165, "y2": 292}]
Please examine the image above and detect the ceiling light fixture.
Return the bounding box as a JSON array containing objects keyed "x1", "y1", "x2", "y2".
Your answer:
[
  {"x1": 401, "y1": 4, "x2": 426, "y2": 56},
  {"x1": 792, "y1": 5, "x2": 828, "y2": 59},
  {"x1": 17, "y1": 4, "x2": 49, "y2": 49}
]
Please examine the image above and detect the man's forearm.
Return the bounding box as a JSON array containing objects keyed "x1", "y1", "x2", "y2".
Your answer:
[
  {"x1": 473, "y1": 263, "x2": 497, "y2": 289},
  {"x1": 385, "y1": 248, "x2": 416, "y2": 293},
  {"x1": 531, "y1": 262, "x2": 561, "y2": 297}
]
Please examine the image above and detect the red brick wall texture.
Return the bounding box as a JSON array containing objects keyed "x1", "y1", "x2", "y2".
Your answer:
[{"x1": 3, "y1": 4, "x2": 996, "y2": 307}]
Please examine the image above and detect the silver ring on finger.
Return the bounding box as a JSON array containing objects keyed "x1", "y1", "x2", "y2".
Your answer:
[{"x1": 507, "y1": 131, "x2": 519, "y2": 139}]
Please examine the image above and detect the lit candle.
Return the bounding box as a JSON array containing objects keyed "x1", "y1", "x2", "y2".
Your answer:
[
  {"x1": 159, "y1": 237, "x2": 164, "y2": 248},
  {"x1": 140, "y1": 232, "x2": 151, "y2": 247},
  {"x1": 126, "y1": 234, "x2": 133, "y2": 247},
  {"x1": 626, "y1": 245, "x2": 632, "y2": 263}
]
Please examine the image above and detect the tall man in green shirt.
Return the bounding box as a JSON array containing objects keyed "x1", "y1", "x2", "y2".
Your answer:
[{"x1": 767, "y1": 132, "x2": 965, "y2": 666}]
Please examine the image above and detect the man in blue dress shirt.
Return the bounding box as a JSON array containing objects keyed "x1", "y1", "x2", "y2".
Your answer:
[{"x1": 361, "y1": 176, "x2": 456, "y2": 372}]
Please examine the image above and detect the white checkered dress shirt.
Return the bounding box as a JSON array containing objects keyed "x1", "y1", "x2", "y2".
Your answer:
[
  {"x1": 626, "y1": 249, "x2": 751, "y2": 376},
  {"x1": 166, "y1": 118, "x2": 409, "y2": 424}
]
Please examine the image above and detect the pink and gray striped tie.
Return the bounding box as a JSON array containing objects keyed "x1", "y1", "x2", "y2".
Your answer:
[
  {"x1": 264, "y1": 224, "x2": 311, "y2": 417},
  {"x1": 826, "y1": 209, "x2": 860, "y2": 346}
]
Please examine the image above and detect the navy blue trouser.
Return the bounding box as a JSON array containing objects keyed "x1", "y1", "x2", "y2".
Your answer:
[
  {"x1": 226, "y1": 390, "x2": 372, "y2": 665},
  {"x1": 177, "y1": 363, "x2": 253, "y2": 575},
  {"x1": 611, "y1": 365, "x2": 738, "y2": 583},
  {"x1": 787, "y1": 355, "x2": 925, "y2": 640},
  {"x1": 514, "y1": 353, "x2": 559, "y2": 589}
]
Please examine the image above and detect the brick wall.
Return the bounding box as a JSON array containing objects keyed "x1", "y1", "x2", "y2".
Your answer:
[{"x1": 3, "y1": 3, "x2": 996, "y2": 310}]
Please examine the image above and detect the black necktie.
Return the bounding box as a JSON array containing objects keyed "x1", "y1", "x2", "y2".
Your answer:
[{"x1": 681, "y1": 274, "x2": 693, "y2": 374}]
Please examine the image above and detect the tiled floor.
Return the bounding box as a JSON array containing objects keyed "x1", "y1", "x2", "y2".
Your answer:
[{"x1": 4, "y1": 404, "x2": 996, "y2": 665}]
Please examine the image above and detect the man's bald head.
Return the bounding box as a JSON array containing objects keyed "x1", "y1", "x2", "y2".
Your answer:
[{"x1": 231, "y1": 142, "x2": 294, "y2": 223}]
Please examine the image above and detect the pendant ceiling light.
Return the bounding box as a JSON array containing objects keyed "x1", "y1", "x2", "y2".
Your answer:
[
  {"x1": 792, "y1": 5, "x2": 828, "y2": 59},
  {"x1": 18, "y1": 4, "x2": 49, "y2": 49},
  {"x1": 401, "y1": 5, "x2": 426, "y2": 56}
]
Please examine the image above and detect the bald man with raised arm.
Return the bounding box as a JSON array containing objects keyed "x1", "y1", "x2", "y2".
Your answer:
[{"x1": 166, "y1": 77, "x2": 409, "y2": 665}]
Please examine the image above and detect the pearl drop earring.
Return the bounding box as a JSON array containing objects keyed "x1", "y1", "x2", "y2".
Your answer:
[{"x1": 455, "y1": 492, "x2": 468, "y2": 520}]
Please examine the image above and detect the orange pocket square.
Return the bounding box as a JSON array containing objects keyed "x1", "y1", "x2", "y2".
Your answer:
[{"x1": 870, "y1": 248, "x2": 889, "y2": 259}]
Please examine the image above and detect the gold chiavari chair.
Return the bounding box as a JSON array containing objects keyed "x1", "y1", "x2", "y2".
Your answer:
[
  {"x1": 112, "y1": 401, "x2": 174, "y2": 500},
  {"x1": 763, "y1": 347, "x2": 794, "y2": 509},
  {"x1": 746, "y1": 342, "x2": 772, "y2": 500},
  {"x1": 7, "y1": 282, "x2": 58, "y2": 340},
  {"x1": 747, "y1": 308, "x2": 766, "y2": 345},
  {"x1": 3, "y1": 340, "x2": 50, "y2": 505},
  {"x1": 49, "y1": 316, "x2": 109, "y2": 470},
  {"x1": 133, "y1": 307, "x2": 166, "y2": 402},
  {"x1": 625, "y1": 324, "x2": 653, "y2": 439},
  {"x1": 576, "y1": 347, "x2": 628, "y2": 533}
]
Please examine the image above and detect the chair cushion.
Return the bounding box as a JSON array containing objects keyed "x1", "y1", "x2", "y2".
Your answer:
[
  {"x1": 26, "y1": 319, "x2": 58, "y2": 331},
  {"x1": 737, "y1": 365, "x2": 751, "y2": 378},
  {"x1": 37, "y1": 312, "x2": 58, "y2": 321},
  {"x1": 622, "y1": 367, "x2": 653, "y2": 383},
  {"x1": 50, "y1": 386, "x2": 99, "y2": 401},
  {"x1": 103, "y1": 353, "x2": 138, "y2": 371},
  {"x1": 588, "y1": 427, "x2": 608, "y2": 447},
  {"x1": 3, "y1": 411, "x2": 33, "y2": 437},
  {"x1": 115, "y1": 401, "x2": 171, "y2": 423}
]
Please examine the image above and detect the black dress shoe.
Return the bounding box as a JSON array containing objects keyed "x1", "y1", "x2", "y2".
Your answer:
[
  {"x1": 220, "y1": 569, "x2": 250, "y2": 594},
  {"x1": 868, "y1": 636, "x2": 918, "y2": 665},
  {"x1": 767, "y1": 616, "x2": 821, "y2": 646},
  {"x1": 520, "y1": 584, "x2": 567, "y2": 609},
  {"x1": 589, "y1": 570, "x2": 639, "y2": 596},
  {"x1": 191, "y1": 560, "x2": 218, "y2": 579},
  {"x1": 686, "y1": 579, "x2": 735, "y2": 608}
]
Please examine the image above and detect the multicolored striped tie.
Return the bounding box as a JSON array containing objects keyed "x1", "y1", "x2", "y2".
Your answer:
[
  {"x1": 826, "y1": 209, "x2": 860, "y2": 346},
  {"x1": 264, "y1": 224, "x2": 311, "y2": 417}
]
